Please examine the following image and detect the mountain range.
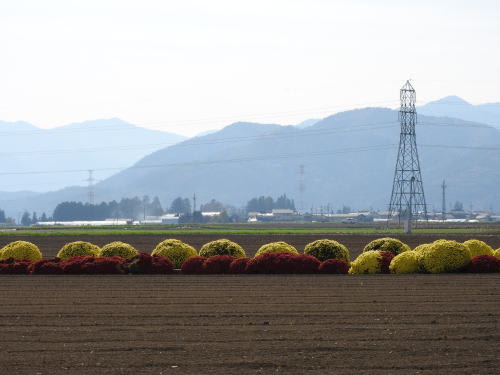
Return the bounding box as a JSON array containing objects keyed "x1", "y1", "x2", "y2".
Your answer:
[
  {"x1": 0, "y1": 118, "x2": 186, "y2": 192},
  {"x1": 1, "y1": 99, "x2": 499, "y2": 218},
  {"x1": 418, "y1": 96, "x2": 500, "y2": 129}
]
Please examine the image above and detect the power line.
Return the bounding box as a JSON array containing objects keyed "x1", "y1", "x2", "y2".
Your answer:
[
  {"x1": 0, "y1": 119, "x2": 495, "y2": 158},
  {"x1": 0, "y1": 144, "x2": 397, "y2": 176},
  {"x1": 0, "y1": 141, "x2": 498, "y2": 179},
  {"x1": 0, "y1": 99, "x2": 400, "y2": 136},
  {"x1": 0, "y1": 121, "x2": 399, "y2": 157}
]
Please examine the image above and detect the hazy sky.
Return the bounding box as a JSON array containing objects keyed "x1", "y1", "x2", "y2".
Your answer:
[{"x1": 1, "y1": 0, "x2": 499, "y2": 136}]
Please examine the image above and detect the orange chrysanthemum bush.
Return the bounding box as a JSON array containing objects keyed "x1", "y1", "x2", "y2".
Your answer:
[
  {"x1": 304, "y1": 239, "x2": 350, "y2": 262},
  {"x1": 0, "y1": 241, "x2": 42, "y2": 261},
  {"x1": 416, "y1": 240, "x2": 471, "y2": 273},
  {"x1": 348, "y1": 250, "x2": 394, "y2": 274},
  {"x1": 462, "y1": 239, "x2": 494, "y2": 258},
  {"x1": 363, "y1": 237, "x2": 410, "y2": 256}
]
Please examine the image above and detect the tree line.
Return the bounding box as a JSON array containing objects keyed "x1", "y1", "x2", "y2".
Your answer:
[{"x1": 1, "y1": 193, "x2": 297, "y2": 225}]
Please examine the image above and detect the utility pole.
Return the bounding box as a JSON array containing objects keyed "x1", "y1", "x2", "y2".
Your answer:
[
  {"x1": 441, "y1": 180, "x2": 447, "y2": 222},
  {"x1": 298, "y1": 165, "x2": 305, "y2": 213},
  {"x1": 388, "y1": 80, "x2": 428, "y2": 226},
  {"x1": 87, "y1": 170, "x2": 95, "y2": 205}
]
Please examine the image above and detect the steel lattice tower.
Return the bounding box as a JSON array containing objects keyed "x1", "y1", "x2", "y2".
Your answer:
[{"x1": 387, "y1": 81, "x2": 428, "y2": 225}]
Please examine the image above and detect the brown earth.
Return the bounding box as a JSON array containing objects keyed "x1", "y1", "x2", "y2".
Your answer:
[
  {"x1": 0, "y1": 274, "x2": 498, "y2": 374},
  {"x1": 1, "y1": 233, "x2": 500, "y2": 259}
]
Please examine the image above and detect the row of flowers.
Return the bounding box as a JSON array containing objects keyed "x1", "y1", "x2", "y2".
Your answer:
[{"x1": 0, "y1": 237, "x2": 499, "y2": 274}]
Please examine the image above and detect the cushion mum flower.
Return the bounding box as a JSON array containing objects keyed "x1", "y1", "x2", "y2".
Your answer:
[
  {"x1": 462, "y1": 239, "x2": 493, "y2": 257},
  {"x1": 0, "y1": 240, "x2": 42, "y2": 261},
  {"x1": 57, "y1": 241, "x2": 100, "y2": 259},
  {"x1": 255, "y1": 241, "x2": 298, "y2": 256},
  {"x1": 363, "y1": 237, "x2": 410, "y2": 256},
  {"x1": 389, "y1": 251, "x2": 419, "y2": 274},
  {"x1": 151, "y1": 239, "x2": 197, "y2": 268},
  {"x1": 199, "y1": 239, "x2": 246, "y2": 258},
  {"x1": 348, "y1": 250, "x2": 394, "y2": 274},
  {"x1": 304, "y1": 239, "x2": 350, "y2": 262},
  {"x1": 494, "y1": 248, "x2": 500, "y2": 260},
  {"x1": 99, "y1": 241, "x2": 139, "y2": 259},
  {"x1": 417, "y1": 240, "x2": 471, "y2": 273}
]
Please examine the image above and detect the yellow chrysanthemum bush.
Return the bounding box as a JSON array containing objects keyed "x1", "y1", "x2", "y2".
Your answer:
[
  {"x1": 494, "y1": 248, "x2": 500, "y2": 259},
  {"x1": 151, "y1": 239, "x2": 197, "y2": 268},
  {"x1": 462, "y1": 239, "x2": 494, "y2": 257},
  {"x1": 348, "y1": 250, "x2": 394, "y2": 274},
  {"x1": 56, "y1": 241, "x2": 100, "y2": 259},
  {"x1": 99, "y1": 241, "x2": 138, "y2": 259},
  {"x1": 199, "y1": 239, "x2": 246, "y2": 258},
  {"x1": 363, "y1": 237, "x2": 411, "y2": 256},
  {"x1": 304, "y1": 239, "x2": 350, "y2": 262},
  {"x1": 255, "y1": 241, "x2": 298, "y2": 256},
  {"x1": 413, "y1": 243, "x2": 430, "y2": 253},
  {"x1": 389, "y1": 251, "x2": 419, "y2": 274},
  {"x1": 0, "y1": 241, "x2": 42, "y2": 261},
  {"x1": 417, "y1": 240, "x2": 471, "y2": 273}
]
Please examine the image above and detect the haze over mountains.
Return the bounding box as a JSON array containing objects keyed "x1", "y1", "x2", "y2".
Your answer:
[
  {"x1": 0, "y1": 118, "x2": 186, "y2": 192},
  {"x1": 418, "y1": 96, "x2": 500, "y2": 129},
  {"x1": 1, "y1": 96, "x2": 499, "y2": 218}
]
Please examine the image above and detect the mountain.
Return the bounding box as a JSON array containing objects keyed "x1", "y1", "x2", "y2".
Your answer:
[
  {"x1": 0, "y1": 118, "x2": 187, "y2": 192},
  {"x1": 1, "y1": 110, "x2": 500, "y2": 217},
  {"x1": 295, "y1": 119, "x2": 320, "y2": 128},
  {"x1": 419, "y1": 96, "x2": 500, "y2": 128}
]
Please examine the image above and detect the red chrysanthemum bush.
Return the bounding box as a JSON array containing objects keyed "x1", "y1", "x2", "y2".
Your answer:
[
  {"x1": 229, "y1": 257, "x2": 250, "y2": 274},
  {"x1": 29, "y1": 258, "x2": 64, "y2": 275},
  {"x1": 466, "y1": 255, "x2": 500, "y2": 273},
  {"x1": 0, "y1": 258, "x2": 31, "y2": 274},
  {"x1": 79, "y1": 257, "x2": 126, "y2": 275},
  {"x1": 123, "y1": 253, "x2": 174, "y2": 274},
  {"x1": 181, "y1": 256, "x2": 207, "y2": 274},
  {"x1": 203, "y1": 255, "x2": 235, "y2": 274},
  {"x1": 246, "y1": 252, "x2": 320, "y2": 274},
  {"x1": 318, "y1": 259, "x2": 349, "y2": 274}
]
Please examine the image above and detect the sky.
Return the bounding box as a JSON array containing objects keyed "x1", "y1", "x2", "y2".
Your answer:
[{"x1": 1, "y1": 0, "x2": 499, "y2": 136}]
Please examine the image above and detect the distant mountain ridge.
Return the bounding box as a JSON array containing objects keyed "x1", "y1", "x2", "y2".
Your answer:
[
  {"x1": 0, "y1": 118, "x2": 187, "y2": 192},
  {"x1": 1, "y1": 107, "x2": 499, "y2": 218},
  {"x1": 418, "y1": 96, "x2": 500, "y2": 128}
]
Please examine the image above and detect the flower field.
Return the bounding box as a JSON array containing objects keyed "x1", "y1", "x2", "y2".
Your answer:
[{"x1": 1, "y1": 237, "x2": 499, "y2": 275}]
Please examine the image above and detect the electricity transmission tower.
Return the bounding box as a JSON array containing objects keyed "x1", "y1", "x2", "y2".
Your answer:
[
  {"x1": 87, "y1": 170, "x2": 95, "y2": 205},
  {"x1": 387, "y1": 81, "x2": 428, "y2": 231}
]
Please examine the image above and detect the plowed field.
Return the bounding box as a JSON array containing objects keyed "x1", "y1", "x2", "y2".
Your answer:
[{"x1": 0, "y1": 274, "x2": 499, "y2": 374}]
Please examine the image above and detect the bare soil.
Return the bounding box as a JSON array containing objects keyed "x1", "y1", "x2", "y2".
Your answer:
[
  {"x1": 1, "y1": 233, "x2": 500, "y2": 259},
  {"x1": 0, "y1": 274, "x2": 498, "y2": 374}
]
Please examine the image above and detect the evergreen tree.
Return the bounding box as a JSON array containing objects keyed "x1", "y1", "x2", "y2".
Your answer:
[
  {"x1": 0, "y1": 209, "x2": 6, "y2": 223},
  {"x1": 21, "y1": 211, "x2": 31, "y2": 226},
  {"x1": 200, "y1": 199, "x2": 225, "y2": 212},
  {"x1": 149, "y1": 196, "x2": 164, "y2": 216},
  {"x1": 31, "y1": 212, "x2": 38, "y2": 224},
  {"x1": 41, "y1": 212, "x2": 48, "y2": 222},
  {"x1": 169, "y1": 197, "x2": 191, "y2": 214}
]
